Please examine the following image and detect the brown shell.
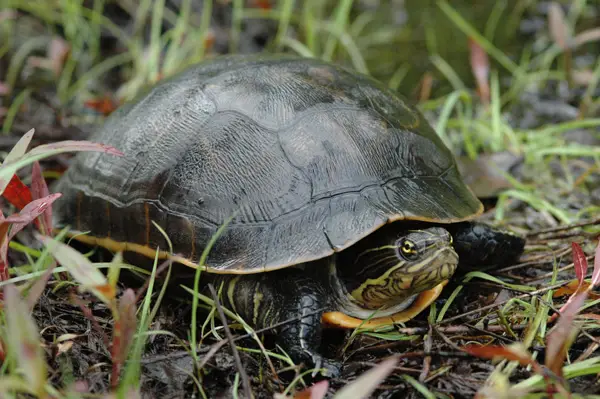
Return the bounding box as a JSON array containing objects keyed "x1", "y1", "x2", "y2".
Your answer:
[{"x1": 52, "y1": 55, "x2": 483, "y2": 274}]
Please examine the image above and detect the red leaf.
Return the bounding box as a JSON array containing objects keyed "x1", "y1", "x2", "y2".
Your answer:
[
  {"x1": 2, "y1": 174, "x2": 33, "y2": 210},
  {"x1": 250, "y1": 0, "x2": 272, "y2": 10},
  {"x1": 553, "y1": 279, "x2": 600, "y2": 299},
  {"x1": 463, "y1": 344, "x2": 527, "y2": 363},
  {"x1": 548, "y1": 242, "x2": 594, "y2": 324},
  {"x1": 0, "y1": 128, "x2": 34, "y2": 195},
  {"x1": 204, "y1": 32, "x2": 216, "y2": 51},
  {"x1": 111, "y1": 289, "x2": 137, "y2": 388},
  {"x1": 463, "y1": 344, "x2": 543, "y2": 374},
  {"x1": 84, "y1": 96, "x2": 119, "y2": 116},
  {"x1": 572, "y1": 242, "x2": 587, "y2": 291},
  {"x1": 591, "y1": 239, "x2": 600, "y2": 287},
  {"x1": 0, "y1": 210, "x2": 6, "y2": 281},
  {"x1": 0, "y1": 194, "x2": 62, "y2": 266},
  {"x1": 31, "y1": 162, "x2": 52, "y2": 235},
  {"x1": 468, "y1": 38, "x2": 490, "y2": 105},
  {"x1": 4, "y1": 193, "x2": 61, "y2": 237},
  {"x1": 0, "y1": 130, "x2": 36, "y2": 205},
  {"x1": 0, "y1": 259, "x2": 6, "y2": 282},
  {"x1": 0, "y1": 81, "x2": 9, "y2": 96}
]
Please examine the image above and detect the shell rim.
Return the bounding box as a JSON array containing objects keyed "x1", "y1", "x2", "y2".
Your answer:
[{"x1": 60, "y1": 200, "x2": 484, "y2": 275}]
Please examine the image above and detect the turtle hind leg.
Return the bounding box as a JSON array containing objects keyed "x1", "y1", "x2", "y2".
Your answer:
[
  {"x1": 447, "y1": 221, "x2": 525, "y2": 268},
  {"x1": 275, "y1": 277, "x2": 342, "y2": 377},
  {"x1": 211, "y1": 269, "x2": 341, "y2": 377}
]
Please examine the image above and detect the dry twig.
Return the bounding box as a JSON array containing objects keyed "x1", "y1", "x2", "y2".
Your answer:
[{"x1": 208, "y1": 284, "x2": 253, "y2": 399}]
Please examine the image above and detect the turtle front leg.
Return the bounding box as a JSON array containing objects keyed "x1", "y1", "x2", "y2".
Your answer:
[
  {"x1": 446, "y1": 221, "x2": 525, "y2": 268},
  {"x1": 208, "y1": 269, "x2": 341, "y2": 377}
]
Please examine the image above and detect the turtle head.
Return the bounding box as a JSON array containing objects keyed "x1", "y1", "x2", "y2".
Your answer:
[{"x1": 335, "y1": 226, "x2": 459, "y2": 315}]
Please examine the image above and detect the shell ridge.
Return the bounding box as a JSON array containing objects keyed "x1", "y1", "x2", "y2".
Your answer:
[{"x1": 275, "y1": 125, "x2": 314, "y2": 200}]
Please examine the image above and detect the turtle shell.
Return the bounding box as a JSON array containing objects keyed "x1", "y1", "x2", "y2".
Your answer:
[{"x1": 52, "y1": 55, "x2": 483, "y2": 274}]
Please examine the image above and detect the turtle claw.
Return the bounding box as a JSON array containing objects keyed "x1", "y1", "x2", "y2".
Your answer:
[{"x1": 310, "y1": 355, "x2": 342, "y2": 378}]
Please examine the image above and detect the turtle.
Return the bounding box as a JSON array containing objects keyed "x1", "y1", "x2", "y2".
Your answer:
[{"x1": 52, "y1": 54, "x2": 525, "y2": 376}]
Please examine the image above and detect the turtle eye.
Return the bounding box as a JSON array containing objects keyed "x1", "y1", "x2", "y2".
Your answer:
[{"x1": 399, "y1": 239, "x2": 419, "y2": 260}]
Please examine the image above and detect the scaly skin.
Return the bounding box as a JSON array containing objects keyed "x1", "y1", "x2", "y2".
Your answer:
[
  {"x1": 445, "y1": 221, "x2": 525, "y2": 268},
  {"x1": 201, "y1": 223, "x2": 525, "y2": 377},
  {"x1": 207, "y1": 267, "x2": 341, "y2": 376}
]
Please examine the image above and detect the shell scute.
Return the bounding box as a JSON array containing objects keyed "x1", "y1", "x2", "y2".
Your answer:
[{"x1": 53, "y1": 55, "x2": 482, "y2": 274}]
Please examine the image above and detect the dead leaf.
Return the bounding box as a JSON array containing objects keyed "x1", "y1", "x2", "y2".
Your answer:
[
  {"x1": 571, "y1": 69, "x2": 595, "y2": 85},
  {"x1": 553, "y1": 279, "x2": 600, "y2": 299},
  {"x1": 0, "y1": 81, "x2": 9, "y2": 96},
  {"x1": 418, "y1": 72, "x2": 433, "y2": 102},
  {"x1": 463, "y1": 343, "x2": 543, "y2": 374},
  {"x1": 280, "y1": 381, "x2": 329, "y2": 399},
  {"x1": 56, "y1": 341, "x2": 74, "y2": 356},
  {"x1": 591, "y1": 239, "x2": 600, "y2": 287},
  {"x1": 84, "y1": 96, "x2": 120, "y2": 116},
  {"x1": 578, "y1": 313, "x2": 600, "y2": 321},
  {"x1": 37, "y1": 234, "x2": 116, "y2": 303},
  {"x1": 546, "y1": 291, "x2": 588, "y2": 377},
  {"x1": 334, "y1": 356, "x2": 398, "y2": 398},
  {"x1": 572, "y1": 28, "x2": 600, "y2": 49},
  {"x1": 25, "y1": 265, "x2": 57, "y2": 310},
  {"x1": 457, "y1": 152, "x2": 522, "y2": 198},
  {"x1": 112, "y1": 289, "x2": 137, "y2": 366},
  {"x1": 47, "y1": 37, "x2": 70, "y2": 77},
  {"x1": 469, "y1": 38, "x2": 490, "y2": 104},
  {"x1": 548, "y1": 2, "x2": 571, "y2": 50},
  {"x1": 0, "y1": 10, "x2": 17, "y2": 22}
]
